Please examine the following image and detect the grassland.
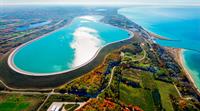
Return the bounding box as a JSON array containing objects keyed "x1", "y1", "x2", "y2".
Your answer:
[
  {"x1": 156, "y1": 80, "x2": 179, "y2": 111},
  {"x1": 64, "y1": 104, "x2": 80, "y2": 111},
  {"x1": 120, "y1": 83, "x2": 154, "y2": 110},
  {"x1": 0, "y1": 93, "x2": 46, "y2": 111},
  {"x1": 119, "y1": 71, "x2": 180, "y2": 111}
]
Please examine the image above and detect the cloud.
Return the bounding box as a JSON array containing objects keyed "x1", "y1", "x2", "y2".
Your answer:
[
  {"x1": 79, "y1": 16, "x2": 98, "y2": 22},
  {"x1": 70, "y1": 27, "x2": 103, "y2": 67}
]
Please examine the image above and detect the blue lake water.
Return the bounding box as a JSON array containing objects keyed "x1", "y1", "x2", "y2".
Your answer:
[
  {"x1": 16, "y1": 21, "x2": 51, "y2": 31},
  {"x1": 119, "y1": 6, "x2": 200, "y2": 89},
  {"x1": 13, "y1": 16, "x2": 130, "y2": 74}
]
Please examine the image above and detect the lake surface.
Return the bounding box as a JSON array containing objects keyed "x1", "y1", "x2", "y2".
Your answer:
[
  {"x1": 119, "y1": 6, "x2": 200, "y2": 89},
  {"x1": 16, "y1": 21, "x2": 51, "y2": 31},
  {"x1": 13, "y1": 16, "x2": 130, "y2": 74}
]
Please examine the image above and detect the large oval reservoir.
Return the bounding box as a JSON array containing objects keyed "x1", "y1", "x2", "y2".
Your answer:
[{"x1": 8, "y1": 16, "x2": 131, "y2": 75}]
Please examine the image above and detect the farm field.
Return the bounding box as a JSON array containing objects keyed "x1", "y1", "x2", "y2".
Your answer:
[{"x1": 0, "y1": 93, "x2": 46, "y2": 111}]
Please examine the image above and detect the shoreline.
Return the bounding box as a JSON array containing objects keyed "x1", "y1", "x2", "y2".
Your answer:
[
  {"x1": 7, "y1": 15, "x2": 133, "y2": 76},
  {"x1": 166, "y1": 47, "x2": 200, "y2": 94},
  {"x1": 138, "y1": 22, "x2": 200, "y2": 94},
  {"x1": 178, "y1": 49, "x2": 200, "y2": 94},
  {"x1": 149, "y1": 32, "x2": 171, "y2": 40}
]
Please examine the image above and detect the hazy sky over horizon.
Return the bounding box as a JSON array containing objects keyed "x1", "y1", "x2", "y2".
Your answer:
[{"x1": 1, "y1": 0, "x2": 200, "y2": 5}]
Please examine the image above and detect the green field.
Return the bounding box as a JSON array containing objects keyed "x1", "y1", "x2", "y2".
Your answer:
[
  {"x1": 119, "y1": 69, "x2": 180, "y2": 111},
  {"x1": 156, "y1": 80, "x2": 179, "y2": 111},
  {"x1": 120, "y1": 83, "x2": 154, "y2": 111},
  {"x1": 0, "y1": 93, "x2": 45, "y2": 111},
  {"x1": 65, "y1": 104, "x2": 80, "y2": 111}
]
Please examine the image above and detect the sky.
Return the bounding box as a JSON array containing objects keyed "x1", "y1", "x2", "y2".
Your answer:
[{"x1": 1, "y1": 0, "x2": 200, "y2": 6}]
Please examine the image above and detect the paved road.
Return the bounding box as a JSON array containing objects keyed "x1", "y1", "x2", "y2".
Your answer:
[
  {"x1": 173, "y1": 84, "x2": 182, "y2": 98},
  {"x1": 0, "y1": 89, "x2": 66, "y2": 95},
  {"x1": 0, "y1": 80, "x2": 49, "y2": 92},
  {"x1": 127, "y1": 43, "x2": 146, "y2": 62},
  {"x1": 37, "y1": 89, "x2": 55, "y2": 111},
  {"x1": 107, "y1": 66, "x2": 116, "y2": 88},
  {"x1": 98, "y1": 66, "x2": 116, "y2": 96}
]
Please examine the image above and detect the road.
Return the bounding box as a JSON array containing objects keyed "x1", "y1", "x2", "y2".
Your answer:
[
  {"x1": 37, "y1": 89, "x2": 55, "y2": 111},
  {"x1": 0, "y1": 79, "x2": 52, "y2": 92},
  {"x1": 173, "y1": 84, "x2": 182, "y2": 98},
  {"x1": 130, "y1": 43, "x2": 146, "y2": 62},
  {"x1": 107, "y1": 66, "x2": 116, "y2": 88}
]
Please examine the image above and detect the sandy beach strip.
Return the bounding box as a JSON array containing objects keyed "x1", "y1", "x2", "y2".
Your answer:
[
  {"x1": 164, "y1": 47, "x2": 200, "y2": 95},
  {"x1": 178, "y1": 49, "x2": 200, "y2": 94},
  {"x1": 149, "y1": 32, "x2": 171, "y2": 40},
  {"x1": 137, "y1": 26, "x2": 171, "y2": 40}
]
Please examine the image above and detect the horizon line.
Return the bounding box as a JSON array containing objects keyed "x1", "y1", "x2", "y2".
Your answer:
[{"x1": 1, "y1": 2, "x2": 200, "y2": 6}]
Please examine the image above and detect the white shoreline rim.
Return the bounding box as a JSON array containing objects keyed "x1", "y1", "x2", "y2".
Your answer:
[{"x1": 7, "y1": 15, "x2": 133, "y2": 76}]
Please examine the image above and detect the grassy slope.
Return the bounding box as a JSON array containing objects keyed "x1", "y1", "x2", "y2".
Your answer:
[
  {"x1": 120, "y1": 83, "x2": 154, "y2": 111},
  {"x1": 0, "y1": 94, "x2": 45, "y2": 111},
  {"x1": 120, "y1": 70, "x2": 180, "y2": 111},
  {"x1": 156, "y1": 80, "x2": 179, "y2": 111}
]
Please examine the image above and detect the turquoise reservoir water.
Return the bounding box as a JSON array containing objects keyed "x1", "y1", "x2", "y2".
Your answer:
[
  {"x1": 13, "y1": 16, "x2": 130, "y2": 74},
  {"x1": 119, "y1": 6, "x2": 200, "y2": 89}
]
